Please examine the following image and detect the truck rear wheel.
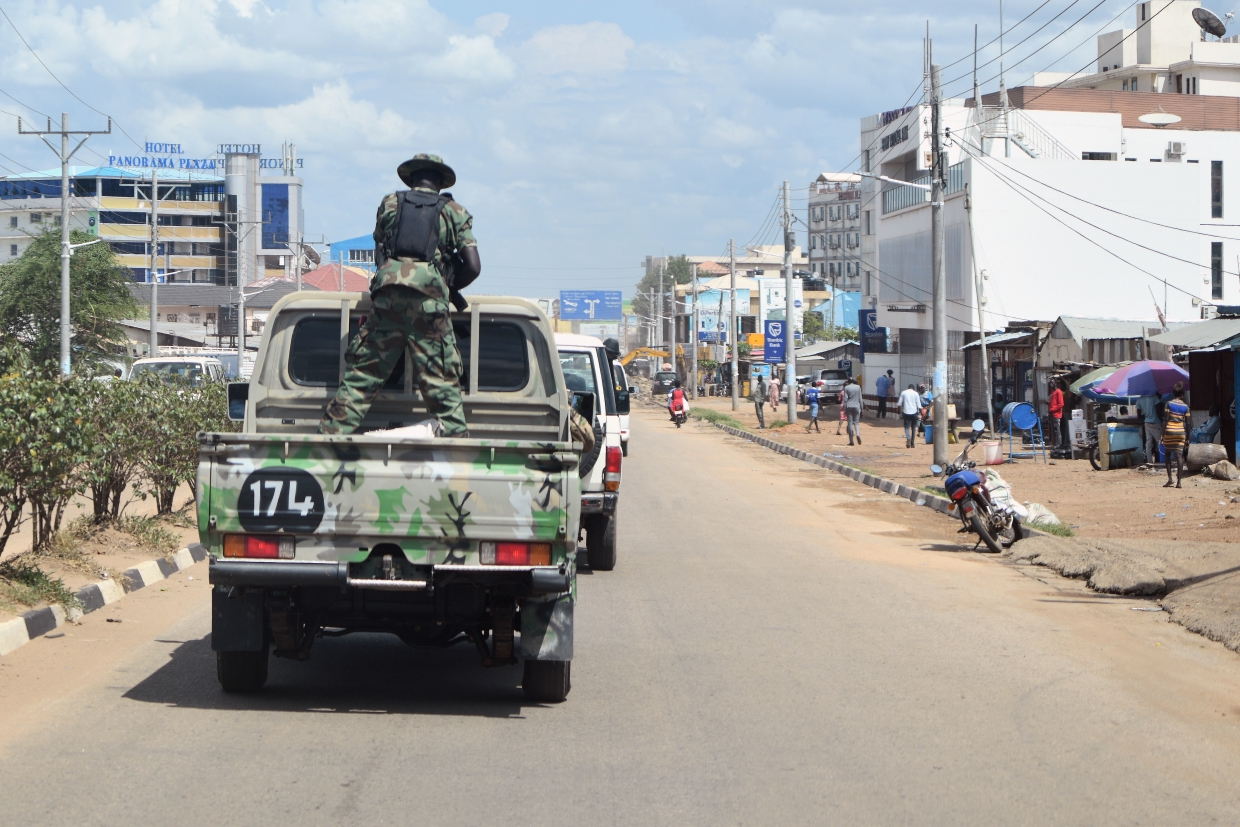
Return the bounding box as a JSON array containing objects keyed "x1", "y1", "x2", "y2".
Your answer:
[
  {"x1": 523, "y1": 659, "x2": 571, "y2": 702},
  {"x1": 216, "y1": 648, "x2": 269, "y2": 693},
  {"x1": 585, "y1": 514, "x2": 617, "y2": 571}
]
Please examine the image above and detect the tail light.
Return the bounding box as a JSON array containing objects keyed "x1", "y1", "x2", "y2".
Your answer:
[
  {"x1": 224, "y1": 534, "x2": 294, "y2": 559},
  {"x1": 479, "y1": 542, "x2": 552, "y2": 566},
  {"x1": 950, "y1": 487, "x2": 968, "y2": 501},
  {"x1": 604, "y1": 446, "x2": 622, "y2": 491}
]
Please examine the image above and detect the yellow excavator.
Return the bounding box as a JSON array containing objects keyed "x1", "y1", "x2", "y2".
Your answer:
[{"x1": 618, "y1": 345, "x2": 686, "y2": 368}]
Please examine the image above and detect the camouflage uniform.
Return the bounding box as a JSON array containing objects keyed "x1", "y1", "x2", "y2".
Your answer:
[{"x1": 320, "y1": 181, "x2": 476, "y2": 437}]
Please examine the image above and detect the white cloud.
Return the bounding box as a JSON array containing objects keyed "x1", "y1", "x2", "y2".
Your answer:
[
  {"x1": 475, "y1": 12, "x2": 509, "y2": 38},
  {"x1": 428, "y1": 34, "x2": 515, "y2": 85},
  {"x1": 521, "y1": 22, "x2": 635, "y2": 75}
]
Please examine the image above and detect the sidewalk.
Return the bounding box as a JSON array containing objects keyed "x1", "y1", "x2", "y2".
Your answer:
[{"x1": 688, "y1": 394, "x2": 1240, "y2": 544}]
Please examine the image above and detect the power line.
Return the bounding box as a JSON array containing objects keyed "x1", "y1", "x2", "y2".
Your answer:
[
  {"x1": 942, "y1": 0, "x2": 1092, "y2": 90},
  {"x1": 978, "y1": 151, "x2": 1240, "y2": 242},
  {"x1": 940, "y1": 0, "x2": 1057, "y2": 71},
  {"x1": 0, "y1": 4, "x2": 143, "y2": 152},
  {"x1": 960, "y1": 142, "x2": 1207, "y2": 301}
]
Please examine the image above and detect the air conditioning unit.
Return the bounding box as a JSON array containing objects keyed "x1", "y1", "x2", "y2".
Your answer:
[
  {"x1": 1202, "y1": 303, "x2": 1219, "y2": 320},
  {"x1": 1168, "y1": 141, "x2": 1186, "y2": 156}
]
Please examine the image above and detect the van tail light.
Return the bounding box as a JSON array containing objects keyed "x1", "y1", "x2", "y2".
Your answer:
[
  {"x1": 480, "y1": 542, "x2": 551, "y2": 566},
  {"x1": 224, "y1": 534, "x2": 294, "y2": 559},
  {"x1": 604, "y1": 446, "x2": 622, "y2": 491}
]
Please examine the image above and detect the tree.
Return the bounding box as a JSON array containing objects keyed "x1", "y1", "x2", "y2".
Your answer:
[
  {"x1": 0, "y1": 228, "x2": 138, "y2": 373},
  {"x1": 803, "y1": 310, "x2": 825, "y2": 341},
  {"x1": 632, "y1": 254, "x2": 696, "y2": 333}
]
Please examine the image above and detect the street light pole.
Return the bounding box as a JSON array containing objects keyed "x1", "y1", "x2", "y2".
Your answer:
[
  {"x1": 730, "y1": 238, "x2": 739, "y2": 411},
  {"x1": 783, "y1": 180, "x2": 797, "y2": 425},
  {"x1": 18, "y1": 112, "x2": 111, "y2": 375},
  {"x1": 931, "y1": 61, "x2": 948, "y2": 467},
  {"x1": 691, "y1": 262, "x2": 699, "y2": 400},
  {"x1": 149, "y1": 169, "x2": 160, "y2": 358}
]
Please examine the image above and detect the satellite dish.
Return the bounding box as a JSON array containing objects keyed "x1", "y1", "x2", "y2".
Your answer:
[
  {"x1": 1193, "y1": 7, "x2": 1227, "y2": 38},
  {"x1": 1139, "y1": 107, "x2": 1182, "y2": 128}
]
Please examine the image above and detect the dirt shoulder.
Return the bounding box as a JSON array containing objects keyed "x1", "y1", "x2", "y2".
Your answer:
[
  {"x1": 674, "y1": 393, "x2": 1240, "y2": 655},
  {"x1": 0, "y1": 484, "x2": 199, "y2": 625}
]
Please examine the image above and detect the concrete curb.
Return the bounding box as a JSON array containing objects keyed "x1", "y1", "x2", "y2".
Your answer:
[
  {"x1": 0, "y1": 543, "x2": 207, "y2": 657},
  {"x1": 710, "y1": 421, "x2": 961, "y2": 516}
]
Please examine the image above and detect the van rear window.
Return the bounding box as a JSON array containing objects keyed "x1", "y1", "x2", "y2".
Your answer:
[{"x1": 288, "y1": 316, "x2": 529, "y2": 392}]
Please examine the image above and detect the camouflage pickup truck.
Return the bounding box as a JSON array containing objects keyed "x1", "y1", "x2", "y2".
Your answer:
[{"x1": 199, "y1": 292, "x2": 580, "y2": 702}]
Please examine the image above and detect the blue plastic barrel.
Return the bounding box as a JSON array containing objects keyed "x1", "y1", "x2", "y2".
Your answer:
[
  {"x1": 1001, "y1": 401, "x2": 1039, "y2": 431},
  {"x1": 924, "y1": 424, "x2": 934, "y2": 444}
]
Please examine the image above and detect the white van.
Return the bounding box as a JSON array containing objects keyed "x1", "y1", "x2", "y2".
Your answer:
[{"x1": 556, "y1": 333, "x2": 626, "y2": 571}]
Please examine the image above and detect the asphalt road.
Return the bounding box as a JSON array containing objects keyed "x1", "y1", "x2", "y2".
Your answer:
[{"x1": 3, "y1": 408, "x2": 1240, "y2": 825}]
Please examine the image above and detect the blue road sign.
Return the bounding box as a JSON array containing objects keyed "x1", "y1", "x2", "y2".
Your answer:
[
  {"x1": 764, "y1": 319, "x2": 786, "y2": 363},
  {"x1": 559, "y1": 290, "x2": 623, "y2": 320}
]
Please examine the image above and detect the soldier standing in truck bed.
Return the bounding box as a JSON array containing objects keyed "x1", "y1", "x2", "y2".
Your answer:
[{"x1": 319, "y1": 153, "x2": 480, "y2": 437}]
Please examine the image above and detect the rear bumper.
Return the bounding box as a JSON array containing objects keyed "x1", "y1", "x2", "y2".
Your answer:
[
  {"x1": 208, "y1": 558, "x2": 571, "y2": 595},
  {"x1": 581, "y1": 492, "x2": 618, "y2": 516}
]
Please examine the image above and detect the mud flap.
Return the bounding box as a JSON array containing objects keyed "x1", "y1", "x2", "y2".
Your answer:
[
  {"x1": 520, "y1": 592, "x2": 573, "y2": 661},
  {"x1": 211, "y1": 586, "x2": 266, "y2": 652}
]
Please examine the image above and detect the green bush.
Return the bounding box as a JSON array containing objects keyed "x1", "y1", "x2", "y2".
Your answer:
[
  {"x1": 0, "y1": 556, "x2": 81, "y2": 612},
  {"x1": 0, "y1": 346, "x2": 92, "y2": 551}
]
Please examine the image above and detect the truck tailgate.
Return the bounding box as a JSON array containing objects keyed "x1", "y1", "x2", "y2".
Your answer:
[{"x1": 199, "y1": 433, "x2": 577, "y2": 563}]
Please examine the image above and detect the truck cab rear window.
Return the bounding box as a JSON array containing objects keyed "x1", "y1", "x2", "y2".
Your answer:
[{"x1": 288, "y1": 316, "x2": 529, "y2": 392}]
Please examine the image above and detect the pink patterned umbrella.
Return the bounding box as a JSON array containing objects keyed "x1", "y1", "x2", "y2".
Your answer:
[{"x1": 1093, "y1": 360, "x2": 1189, "y2": 398}]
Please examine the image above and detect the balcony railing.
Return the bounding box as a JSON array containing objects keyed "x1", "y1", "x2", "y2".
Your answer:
[{"x1": 881, "y1": 162, "x2": 965, "y2": 215}]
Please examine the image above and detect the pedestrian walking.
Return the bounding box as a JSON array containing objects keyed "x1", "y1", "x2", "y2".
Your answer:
[
  {"x1": 898, "y1": 383, "x2": 921, "y2": 448},
  {"x1": 805, "y1": 383, "x2": 821, "y2": 433},
  {"x1": 768, "y1": 375, "x2": 781, "y2": 412},
  {"x1": 1048, "y1": 380, "x2": 1064, "y2": 447},
  {"x1": 876, "y1": 370, "x2": 893, "y2": 419},
  {"x1": 753, "y1": 376, "x2": 766, "y2": 429},
  {"x1": 320, "y1": 153, "x2": 478, "y2": 437},
  {"x1": 835, "y1": 388, "x2": 846, "y2": 435},
  {"x1": 1136, "y1": 393, "x2": 1162, "y2": 465},
  {"x1": 1162, "y1": 382, "x2": 1188, "y2": 488},
  {"x1": 843, "y1": 375, "x2": 863, "y2": 445},
  {"x1": 917, "y1": 384, "x2": 931, "y2": 435}
]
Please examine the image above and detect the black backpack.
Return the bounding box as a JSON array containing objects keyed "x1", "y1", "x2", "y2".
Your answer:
[{"x1": 379, "y1": 189, "x2": 451, "y2": 268}]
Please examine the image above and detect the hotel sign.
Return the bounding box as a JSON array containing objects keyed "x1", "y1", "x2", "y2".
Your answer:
[{"x1": 106, "y1": 140, "x2": 305, "y2": 171}]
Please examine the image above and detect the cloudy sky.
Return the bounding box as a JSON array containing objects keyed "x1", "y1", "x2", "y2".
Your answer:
[{"x1": 0, "y1": 1, "x2": 1141, "y2": 297}]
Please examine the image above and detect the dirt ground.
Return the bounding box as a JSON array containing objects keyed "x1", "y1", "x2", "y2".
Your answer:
[
  {"x1": 0, "y1": 483, "x2": 200, "y2": 624},
  {"x1": 687, "y1": 394, "x2": 1240, "y2": 544}
]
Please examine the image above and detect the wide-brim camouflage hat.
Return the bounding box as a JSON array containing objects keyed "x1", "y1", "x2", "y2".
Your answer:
[{"x1": 397, "y1": 153, "x2": 457, "y2": 188}]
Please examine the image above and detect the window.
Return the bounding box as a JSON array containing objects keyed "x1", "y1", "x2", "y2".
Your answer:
[
  {"x1": 865, "y1": 210, "x2": 872, "y2": 235},
  {"x1": 1123, "y1": 80, "x2": 1129, "y2": 91},
  {"x1": 29, "y1": 212, "x2": 42, "y2": 223},
  {"x1": 1082, "y1": 152, "x2": 1117, "y2": 161},
  {"x1": 1213, "y1": 242, "x2": 1224, "y2": 300},
  {"x1": 8, "y1": 216, "x2": 15, "y2": 228},
  {"x1": 349, "y1": 248, "x2": 374, "y2": 263},
  {"x1": 1177, "y1": 74, "x2": 1183, "y2": 94},
  {"x1": 9, "y1": 245, "x2": 16, "y2": 256},
  {"x1": 1212, "y1": 161, "x2": 1224, "y2": 218},
  {"x1": 1132, "y1": 78, "x2": 1138, "y2": 91},
  {"x1": 1141, "y1": 2, "x2": 1146, "y2": 21},
  {"x1": 289, "y1": 316, "x2": 529, "y2": 392},
  {"x1": 166, "y1": 313, "x2": 179, "y2": 323}
]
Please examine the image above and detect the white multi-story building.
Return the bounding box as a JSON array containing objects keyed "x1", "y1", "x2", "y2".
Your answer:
[
  {"x1": 807, "y1": 172, "x2": 865, "y2": 292},
  {"x1": 858, "y1": 0, "x2": 1240, "y2": 412}
]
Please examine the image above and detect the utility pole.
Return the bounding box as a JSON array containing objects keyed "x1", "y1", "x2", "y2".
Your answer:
[
  {"x1": 691, "y1": 262, "x2": 699, "y2": 399},
  {"x1": 931, "y1": 59, "x2": 948, "y2": 466},
  {"x1": 18, "y1": 113, "x2": 111, "y2": 376},
  {"x1": 783, "y1": 180, "x2": 797, "y2": 425},
  {"x1": 965, "y1": 185, "x2": 995, "y2": 434},
  {"x1": 149, "y1": 169, "x2": 160, "y2": 357},
  {"x1": 657, "y1": 263, "x2": 665, "y2": 377},
  {"x1": 730, "y1": 238, "x2": 739, "y2": 411}
]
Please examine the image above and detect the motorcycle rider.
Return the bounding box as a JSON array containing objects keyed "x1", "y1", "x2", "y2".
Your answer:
[{"x1": 667, "y1": 378, "x2": 688, "y2": 422}]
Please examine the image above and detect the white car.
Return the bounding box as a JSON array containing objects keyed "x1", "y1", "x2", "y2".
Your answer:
[
  {"x1": 129, "y1": 356, "x2": 226, "y2": 385},
  {"x1": 556, "y1": 333, "x2": 625, "y2": 571}
]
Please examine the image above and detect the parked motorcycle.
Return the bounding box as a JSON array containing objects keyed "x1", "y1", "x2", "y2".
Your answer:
[{"x1": 931, "y1": 419, "x2": 1024, "y2": 554}]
